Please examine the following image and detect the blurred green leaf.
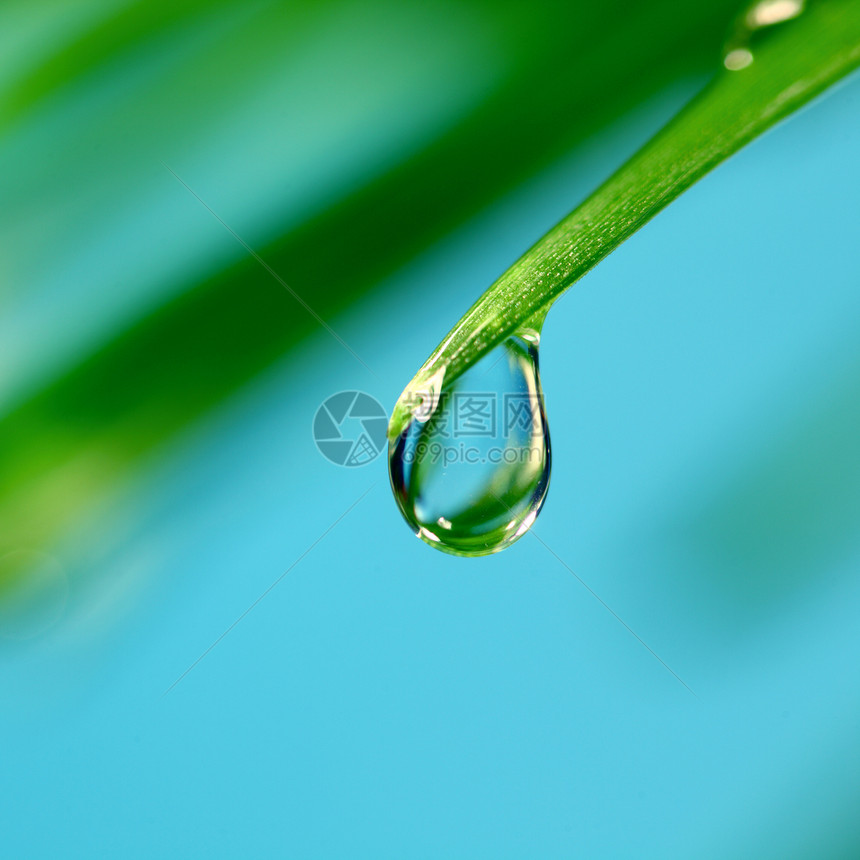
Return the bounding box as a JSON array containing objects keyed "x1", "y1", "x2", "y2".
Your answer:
[{"x1": 1, "y1": 0, "x2": 749, "y2": 587}]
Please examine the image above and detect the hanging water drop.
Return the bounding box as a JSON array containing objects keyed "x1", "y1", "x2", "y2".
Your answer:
[{"x1": 388, "y1": 328, "x2": 551, "y2": 557}]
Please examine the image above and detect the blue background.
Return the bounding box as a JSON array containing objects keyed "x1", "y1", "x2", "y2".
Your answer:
[{"x1": 2, "y1": 5, "x2": 860, "y2": 856}]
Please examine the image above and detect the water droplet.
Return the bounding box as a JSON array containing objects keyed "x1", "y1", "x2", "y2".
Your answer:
[
  {"x1": 388, "y1": 328, "x2": 550, "y2": 556},
  {"x1": 723, "y1": 0, "x2": 806, "y2": 70}
]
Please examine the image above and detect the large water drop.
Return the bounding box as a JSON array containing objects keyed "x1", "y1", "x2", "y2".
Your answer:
[{"x1": 388, "y1": 329, "x2": 550, "y2": 556}]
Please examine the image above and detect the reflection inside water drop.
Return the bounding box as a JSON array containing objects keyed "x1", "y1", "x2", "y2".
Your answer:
[{"x1": 389, "y1": 329, "x2": 550, "y2": 557}]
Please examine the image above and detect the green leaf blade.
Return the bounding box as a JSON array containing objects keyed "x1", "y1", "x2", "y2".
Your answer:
[{"x1": 391, "y1": 0, "x2": 860, "y2": 438}]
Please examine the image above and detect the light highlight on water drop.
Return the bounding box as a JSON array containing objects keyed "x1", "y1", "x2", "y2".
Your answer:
[
  {"x1": 746, "y1": 0, "x2": 804, "y2": 28},
  {"x1": 724, "y1": 0, "x2": 807, "y2": 70},
  {"x1": 388, "y1": 330, "x2": 550, "y2": 557},
  {"x1": 724, "y1": 48, "x2": 754, "y2": 71}
]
